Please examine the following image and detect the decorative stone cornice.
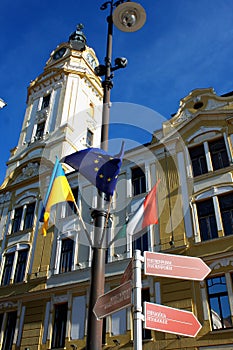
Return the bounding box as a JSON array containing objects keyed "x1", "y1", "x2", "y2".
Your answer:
[
  {"x1": 0, "y1": 301, "x2": 18, "y2": 310},
  {"x1": 29, "y1": 73, "x2": 65, "y2": 96},
  {"x1": 53, "y1": 294, "x2": 68, "y2": 303},
  {"x1": 209, "y1": 257, "x2": 233, "y2": 270},
  {"x1": 170, "y1": 88, "x2": 233, "y2": 127},
  {"x1": 0, "y1": 191, "x2": 11, "y2": 204},
  {"x1": 13, "y1": 162, "x2": 39, "y2": 184}
]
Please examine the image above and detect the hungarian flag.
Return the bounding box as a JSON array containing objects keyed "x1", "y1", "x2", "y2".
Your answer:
[
  {"x1": 127, "y1": 181, "x2": 159, "y2": 237},
  {"x1": 111, "y1": 181, "x2": 159, "y2": 244}
]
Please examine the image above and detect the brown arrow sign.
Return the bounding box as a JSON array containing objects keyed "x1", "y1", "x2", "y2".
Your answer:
[
  {"x1": 93, "y1": 280, "x2": 132, "y2": 319},
  {"x1": 120, "y1": 259, "x2": 133, "y2": 284}
]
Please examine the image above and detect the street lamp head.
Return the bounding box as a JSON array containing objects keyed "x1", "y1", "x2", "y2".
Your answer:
[
  {"x1": 112, "y1": 2, "x2": 146, "y2": 32},
  {"x1": 69, "y1": 23, "x2": 86, "y2": 51},
  {"x1": 0, "y1": 98, "x2": 7, "y2": 109},
  {"x1": 114, "y1": 57, "x2": 128, "y2": 68},
  {"x1": 94, "y1": 64, "x2": 107, "y2": 76}
]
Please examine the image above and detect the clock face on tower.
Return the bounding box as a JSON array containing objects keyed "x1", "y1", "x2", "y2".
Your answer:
[
  {"x1": 85, "y1": 52, "x2": 97, "y2": 69},
  {"x1": 52, "y1": 47, "x2": 67, "y2": 60}
]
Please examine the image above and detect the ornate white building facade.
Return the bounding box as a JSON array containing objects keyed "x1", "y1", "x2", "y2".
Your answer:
[{"x1": 0, "y1": 26, "x2": 233, "y2": 350}]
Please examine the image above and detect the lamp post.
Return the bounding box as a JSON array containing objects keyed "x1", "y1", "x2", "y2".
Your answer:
[{"x1": 86, "y1": 2, "x2": 146, "y2": 349}]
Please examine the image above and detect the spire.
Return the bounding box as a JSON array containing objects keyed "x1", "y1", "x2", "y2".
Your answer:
[{"x1": 69, "y1": 23, "x2": 86, "y2": 51}]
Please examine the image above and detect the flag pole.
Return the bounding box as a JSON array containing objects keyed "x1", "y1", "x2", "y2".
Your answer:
[{"x1": 73, "y1": 201, "x2": 93, "y2": 246}]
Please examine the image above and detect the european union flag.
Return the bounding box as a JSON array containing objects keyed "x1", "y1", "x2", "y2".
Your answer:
[{"x1": 62, "y1": 143, "x2": 124, "y2": 196}]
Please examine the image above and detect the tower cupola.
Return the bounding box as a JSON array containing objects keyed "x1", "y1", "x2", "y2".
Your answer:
[
  {"x1": 69, "y1": 23, "x2": 87, "y2": 51},
  {"x1": 4, "y1": 24, "x2": 102, "y2": 183}
]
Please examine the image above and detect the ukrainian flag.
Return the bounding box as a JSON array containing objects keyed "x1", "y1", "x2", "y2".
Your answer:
[{"x1": 40, "y1": 158, "x2": 75, "y2": 236}]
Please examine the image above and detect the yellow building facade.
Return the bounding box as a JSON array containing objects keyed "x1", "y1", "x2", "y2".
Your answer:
[{"x1": 0, "y1": 27, "x2": 233, "y2": 350}]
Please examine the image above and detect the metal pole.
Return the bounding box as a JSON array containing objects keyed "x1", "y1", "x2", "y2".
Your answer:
[
  {"x1": 133, "y1": 250, "x2": 143, "y2": 350},
  {"x1": 101, "y1": 7, "x2": 113, "y2": 151},
  {"x1": 86, "y1": 224, "x2": 107, "y2": 350},
  {"x1": 86, "y1": 3, "x2": 114, "y2": 349},
  {"x1": 86, "y1": 2, "x2": 146, "y2": 348}
]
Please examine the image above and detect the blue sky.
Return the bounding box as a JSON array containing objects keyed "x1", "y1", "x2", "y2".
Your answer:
[{"x1": 1, "y1": 0, "x2": 233, "y2": 183}]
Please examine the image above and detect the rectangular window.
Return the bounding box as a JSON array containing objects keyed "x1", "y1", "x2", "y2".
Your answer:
[
  {"x1": 41, "y1": 94, "x2": 51, "y2": 110},
  {"x1": 51, "y1": 303, "x2": 68, "y2": 349},
  {"x1": 189, "y1": 144, "x2": 208, "y2": 177},
  {"x1": 1, "y1": 247, "x2": 29, "y2": 286},
  {"x1": 209, "y1": 137, "x2": 229, "y2": 170},
  {"x1": 111, "y1": 309, "x2": 127, "y2": 336},
  {"x1": 89, "y1": 102, "x2": 94, "y2": 118},
  {"x1": 59, "y1": 239, "x2": 74, "y2": 273},
  {"x1": 142, "y1": 289, "x2": 151, "y2": 340},
  {"x1": 102, "y1": 318, "x2": 107, "y2": 345},
  {"x1": 132, "y1": 166, "x2": 146, "y2": 196},
  {"x1": 196, "y1": 199, "x2": 218, "y2": 241},
  {"x1": 86, "y1": 129, "x2": 93, "y2": 147},
  {"x1": 219, "y1": 192, "x2": 233, "y2": 236},
  {"x1": 11, "y1": 207, "x2": 23, "y2": 234},
  {"x1": 133, "y1": 232, "x2": 148, "y2": 252},
  {"x1": 14, "y1": 249, "x2": 28, "y2": 283},
  {"x1": 35, "y1": 121, "x2": 45, "y2": 140},
  {"x1": 2, "y1": 252, "x2": 14, "y2": 286},
  {"x1": 207, "y1": 276, "x2": 232, "y2": 330},
  {"x1": 1, "y1": 311, "x2": 17, "y2": 350},
  {"x1": 11, "y1": 203, "x2": 36, "y2": 234},
  {"x1": 23, "y1": 202, "x2": 35, "y2": 230},
  {"x1": 65, "y1": 187, "x2": 78, "y2": 217},
  {"x1": 189, "y1": 137, "x2": 230, "y2": 177},
  {"x1": 0, "y1": 313, "x2": 3, "y2": 331},
  {"x1": 71, "y1": 296, "x2": 86, "y2": 340}
]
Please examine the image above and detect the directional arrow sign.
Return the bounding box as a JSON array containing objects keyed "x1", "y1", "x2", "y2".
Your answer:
[
  {"x1": 93, "y1": 281, "x2": 132, "y2": 319},
  {"x1": 120, "y1": 259, "x2": 133, "y2": 284},
  {"x1": 144, "y1": 302, "x2": 202, "y2": 337},
  {"x1": 144, "y1": 251, "x2": 211, "y2": 281}
]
